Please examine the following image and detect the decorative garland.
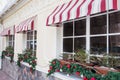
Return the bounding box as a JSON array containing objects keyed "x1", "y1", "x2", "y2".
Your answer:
[
  {"x1": 17, "y1": 49, "x2": 37, "y2": 73},
  {"x1": 2, "y1": 46, "x2": 14, "y2": 62},
  {"x1": 47, "y1": 59, "x2": 120, "y2": 80}
]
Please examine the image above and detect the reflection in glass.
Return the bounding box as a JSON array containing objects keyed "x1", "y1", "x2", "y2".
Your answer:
[
  {"x1": 75, "y1": 19, "x2": 86, "y2": 36},
  {"x1": 63, "y1": 38, "x2": 73, "y2": 52},
  {"x1": 109, "y1": 35, "x2": 120, "y2": 56},
  {"x1": 91, "y1": 36, "x2": 106, "y2": 54},
  {"x1": 90, "y1": 15, "x2": 106, "y2": 34},
  {"x1": 109, "y1": 11, "x2": 120, "y2": 33},
  {"x1": 63, "y1": 22, "x2": 73, "y2": 37},
  {"x1": 74, "y1": 38, "x2": 86, "y2": 52}
]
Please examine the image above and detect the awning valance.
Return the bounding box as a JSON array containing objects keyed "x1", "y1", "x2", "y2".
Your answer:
[
  {"x1": 46, "y1": 0, "x2": 118, "y2": 26},
  {"x1": 15, "y1": 15, "x2": 36, "y2": 33},
  {"x1": 0, "y1": 26, "x2": 15, "y2": 36}
]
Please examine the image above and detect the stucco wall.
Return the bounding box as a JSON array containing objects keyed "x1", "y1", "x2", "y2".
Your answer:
[
  {"x1": 1, "y1": 0, "x2": 120, "y2": 79},
  {"x1": 1, "y1": 0, "x2": 65, "y2": 73}
]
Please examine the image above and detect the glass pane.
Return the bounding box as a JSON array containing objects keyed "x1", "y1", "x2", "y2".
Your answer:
[
  {"x1": 27, "y1": 31, "x2": 33, "y2": 40},
  {"x1": 109, "y1": 35, "x2": 120, "y2": 56},
  {"x1": 63, "y1": 38, "x2": 73, "y2": 52},
  {"x1": 75, "y1": 19, "x2": 86, "y2": 36},
  {"x1": 90, "y1": 15, "x2": 107, "y2": 34},
  {"x1": 34, "y1": 31, "x2": 37, "y2": 40},
  {"x1": 74, "y1": 38, "x2": 86, "y2": 52},
  {"x1": 91, "y1": 36, "x2": 106, "y2": 54},
  {"x1": 109, "y1": 11, "x2": 120, "y2": 33},
  {"x1": 9, "y1": 35, "x2": 13, "y2": 41},
  {"x1": 27, "y1": 41, "x2": 30, "y2": 49},
  {"x1": 9, "y1": 42, "x2": 12, "y2": 47},
  {"x1": 34, "y1": 41, "x2": 37, "y2": 50},
  {"x1": 63, "y1": 22, "x2": 73, "y2": 37}
]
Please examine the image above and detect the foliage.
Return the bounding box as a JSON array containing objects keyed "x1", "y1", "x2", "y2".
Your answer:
[
  {"x1": 47, "y1": 59, "x2": 60, "y2": 76},
  {"x1": 2, "y1": 46, "x2": 14, "y2": 62},
  {"x1": 90, "y1": 56, "x2": 120, "y2": 68},
  {"x1": 17, "y1": 49, "x2": 37, "y2": 73},
  {"x1": 74, "y1": 49, "x2": 87, "y2": 63},
  {"x1": 47, "y1": 59, "x2": 120, "y2": 80}
]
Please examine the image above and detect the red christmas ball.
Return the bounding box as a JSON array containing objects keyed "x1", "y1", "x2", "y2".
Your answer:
[
  {"x1": 50, "y1": 66, "x2": 53, "y2": 69},
  {"x1": 67, "y1": 64, "x2": 71, "y2": 68},
  {"x1": 76, "y1": 71, "x2": 80, "y2": 76},
  {"x1": 83, "y1": 77, "x2": 88, "y2": 80},
  {"x1": 56, "y1": 69, "x2": 60, "y2": 72},
  {"x1": 90, "y1": 77, "x2": 96, "y2": 80},
  {"x1": 48, "y1": 70, "x2": 51, "y2": 72}
]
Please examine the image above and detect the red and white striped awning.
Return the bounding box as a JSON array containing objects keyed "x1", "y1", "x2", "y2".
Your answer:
[
  {"x1": 0, "y1": 26, "x2": 15, "y2": 36},
  {"x1": 15, "y1": 15, "x2": 36, "y2": 33},
  {"x1": 46, "y1": 0, "x2": 118, "y2": 26}
]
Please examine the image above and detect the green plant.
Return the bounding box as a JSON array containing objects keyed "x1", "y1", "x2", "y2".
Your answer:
[
  {"x1": 47, "y1": 59, "x2": 60, "y2": 76},
  {"x1": 47, "y1": 59, "x2": 120, "y2": 80},
  {"x1": 2, "y1": 46, "x2": 14, "y2": 62},
  {"x1": 17, "y1": 49, "x2": 37, "y2": 73},
  {"x1": 1, "y1": 50, "x2": 7, "y2": 59},
  {"x1": 74, "y1": 49, "x2": 87, "y2": 63}
]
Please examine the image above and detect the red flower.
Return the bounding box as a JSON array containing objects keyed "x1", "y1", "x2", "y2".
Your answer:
[
  {"x1": 76, "y1": 71, "x2": 80, "y2": 76},
  {"x1": 50, "y1": 66, "x2": 53, "y2": 69},
  {"x1": 48, "y1": 70, "x2": 51, "y2": 72},
  {"x1": 56, "y1": 69, "x2": 60, "y2": 72},
  {"x1": 83, "y1": 77, "x2": 88, "y2": 80},
  {"x1": 52, "y1": 61, "x2": 56, "y2": 64},
  {"x1": 90, "y1": 77, "x2": 96, "y2": 80},
  {"x1": 67, "y1": 64, "x2": 71, "y2": 68}
]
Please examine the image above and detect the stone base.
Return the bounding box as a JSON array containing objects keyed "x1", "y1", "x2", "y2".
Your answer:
[{"x1": 2, "y1": 58, "x2": 62, "y2": 80}]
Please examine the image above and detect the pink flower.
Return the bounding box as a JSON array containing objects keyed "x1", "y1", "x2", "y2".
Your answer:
[
  {"x1": 76, "y1": 71, "x2": 80, "y2": 76},
  {"x1": 90, "y1": 77, "x2": 96, "y2": 80},
  {"x1": 67, "y1": 64, "x2": 71, "y2": 68},
  {"x1": 50, "y1": 66, "x2": 53, "y2": 69}
]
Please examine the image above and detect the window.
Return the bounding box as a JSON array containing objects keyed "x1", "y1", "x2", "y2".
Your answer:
[
  {"x1": 26, "y1": 30, "x2": 37, "y2": 55},
  {"x1": 8, "y1": 35, "x2": 14, "y2": 47},
  {"x1": 90, "y1": 14, "x2": 107, "y2": 54},
  {"x1": 62, "y1": 10, "x2": 120, "y2": 60},
  {"x1": 63, "y1": 19, "x2": 86, "y2": 53}
]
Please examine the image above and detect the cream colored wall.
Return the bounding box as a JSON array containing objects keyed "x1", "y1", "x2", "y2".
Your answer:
[{"x1": 1, "y1": 0, "x2": 68, "y2": 70}]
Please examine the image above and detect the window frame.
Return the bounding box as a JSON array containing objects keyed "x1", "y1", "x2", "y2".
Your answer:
[
  {"x1": 61, "y1": 10, "x2": 120, "y2": 61},
  {"x1": 25, "y1": 30, "x2": 37, "y2": 55}
]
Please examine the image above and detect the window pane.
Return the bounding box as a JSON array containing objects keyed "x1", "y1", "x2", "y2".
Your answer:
[
  {"x1": 9, "y1": 42, "x2": 12, "y2": 47},
  {"x1": 74, "y1": 38, "x2": 86, "y2": 52},
  {"x1": 27, "y1": 41, "x2": 31, "y2": 49},
  {"x1": 90, "y1": 15, "x2": 107, "y2": 34},
  {"x1": 75, "y1": 19, "x2": 86, "y2": 36},
  {"x1": 27, "y1": 31, "x2": 33, "y2": 40},
  {"x1": 109, "y1": 11, "x2": 120, "y2": 33},
  {"x1": 9, "y1": 35, "x2": 13, "y2": 40},
  {"x1": 34, "y1": 31, "x2": 37, "y2": 40},
  {"x1": 63, "y1": 22, "x2": 73, "y2": 37},
  {"x1": 109, "y1": 35, "x2": 120, "y2": 56},
  {"x1": 91, "y1": 36, "x2": 106, "y2": 54},
  {"x1": 63, "y1": 38, "x2": 73, "y2": 52}
]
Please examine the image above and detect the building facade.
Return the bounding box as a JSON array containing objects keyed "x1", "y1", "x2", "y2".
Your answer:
[{"x1": 0, "y1": 0, "x2": 120, "y2": 80}]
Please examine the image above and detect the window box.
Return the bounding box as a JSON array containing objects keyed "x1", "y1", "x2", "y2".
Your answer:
[{"x1": 47, "y1": 59, "x2": 120, "y2": 80}]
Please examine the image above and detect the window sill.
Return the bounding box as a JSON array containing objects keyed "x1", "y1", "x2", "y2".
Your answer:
[{"x1": 5, "y1": 56, "x2": 10, "y2": 60}]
